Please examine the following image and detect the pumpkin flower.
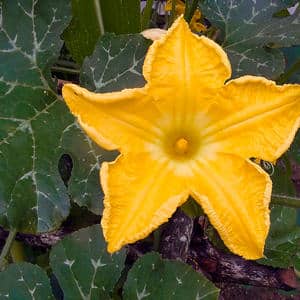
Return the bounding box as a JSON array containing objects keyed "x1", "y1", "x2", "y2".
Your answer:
[
  {"x1": 62, "y1": 17, "x2": 300, "y2": 260},
  {"x1": 165, "y1": 0, "x2": 206, "y2": 32}
]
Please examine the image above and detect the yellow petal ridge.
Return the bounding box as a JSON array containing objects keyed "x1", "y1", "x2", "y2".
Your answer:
[
  {"x1": 202, "y1": 76, "x2": 300, "y2": 162},
  {"x1": 190, "y1": 153, "x2": 271, "y2": 259},
  {"x1": 143, "y1": 16, "x2": 231, "y2": 102},
  {"x1": 62, "y1": 84, "x2": 162, "y2": 152},
  {"x1": 101, "y1": 153, "x2": 188, "y2": 253}
]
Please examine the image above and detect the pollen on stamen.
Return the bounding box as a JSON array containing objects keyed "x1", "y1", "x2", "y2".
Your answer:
[{"x1": 174, "y1": 138, "x2": 189, "y2": 155}]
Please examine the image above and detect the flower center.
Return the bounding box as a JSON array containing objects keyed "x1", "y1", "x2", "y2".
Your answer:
[
  {"x1": 174, "y1": 138, "x2": 189, "y2": 155},
  {"x1": 159, "y1": 125, "x2": 207, "y2": 162},
  {"x1": 162, "y1": 131, "x2": 199, "y2": 161}
]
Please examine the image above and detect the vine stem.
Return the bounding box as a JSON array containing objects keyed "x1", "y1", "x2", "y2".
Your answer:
[
  {"x1": 184, "y1": 0, "x2": 199, "y2": 23},
  {"x1": 93, "y1": 0, "x2": 105, "y2": 35},
  {"x1": 168, "y1": 0, "x2": 176, "y2": 28},
  {"x1": 0, "y1": 228, "x2": 17, "y2": 269},
  {"x1": 141, "y1": 0, "x2": 154, "y2": 30},
  {"x1": 277, "y1": 58, "x2": 300, "y2": 85},
  {"x1": 51, "y1": 66, "x2": 80, "y2": 75},
  {"x1": 271, "y1": 194, "x2": 300, "y2": 208}
]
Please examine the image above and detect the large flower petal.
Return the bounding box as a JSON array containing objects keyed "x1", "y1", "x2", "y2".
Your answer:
[
  {"x1": 101, "y1": 153, "x2": 188, "y2": 253},
  {"x1": 202, "y1": 76, "x2": 300, "y2": 162},
  {"x1": 190, "y1": 153, "x2": 271, "y2": 259},
  {"x1": 143, "y1": 17, "x2": 231, "y2": 103},
  {"x1": 62, "y1": 84, "x2": 162, "y2": 152}
]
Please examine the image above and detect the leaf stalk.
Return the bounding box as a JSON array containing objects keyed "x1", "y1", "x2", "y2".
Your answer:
[
  {"x1": 141, "y1": 0, "x2": 154, "y2": 30},
  {"x1": 277, "y1": 58, "x2": 300, "y2": 84},
  {"x1": 51, "y1": 66, "x2": 80, "y2": 75},
  {"x1": 94, "y1": 0, "x2": 105, "y2": 35},
  {"x1": 271, "y1": 194, "x2": 300, "y2": 208},
  {"x1": 168, "y1": 0, "x2": 177, "y2": 28},
  {"x1": 0, "y1": 228, "x2": 17, "y2": 270}
]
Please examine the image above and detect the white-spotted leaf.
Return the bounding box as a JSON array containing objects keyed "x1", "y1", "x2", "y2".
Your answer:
[
  {"x1": 50, "y1": 225, "x2": 126, "y2": 300},
  {"x1": 0, "y1": 263, "x2": 54, "y2": 300},
  {"x1": 80, "y1": 33, "x2": 151, "y2": 92},
  {"x1": 200, "y1": 0, "x2": 300, "y2": 78},
  {"x1": 0, "y1": 0, "x2": 72, "y2": 233},
  {"x1": 260, "y1": 205, "x2": 300, "y2": 268},
  {"x1": 123, "y1": 253, "x2": 219, "y2": 300}
]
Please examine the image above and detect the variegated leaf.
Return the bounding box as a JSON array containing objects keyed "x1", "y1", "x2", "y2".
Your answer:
[{"x1": 200, "y1": 0, "x2": 300, "y2": 78}]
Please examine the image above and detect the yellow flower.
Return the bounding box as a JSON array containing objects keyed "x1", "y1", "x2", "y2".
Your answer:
[
  {"x1": 62, "y1": 17, "x2": 300, "y2": 260},
  {"x1": 165, "y1": 0, "x2": 206, "y2": 32}
]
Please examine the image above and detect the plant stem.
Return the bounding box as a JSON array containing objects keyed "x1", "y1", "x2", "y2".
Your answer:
[
  {"x1": 94, "y1": 0, "x2": 105, "y2": 35},
  {"x1": 51, "y1": 66, "x2": 80, "y2": 75},
  {"x1": 55, "y1": 60, "x2": 79, "y2": 69},
  {"x1": 282, "y1": 153, "x2": 293, "y2": 179},
  {"x1": 277, "y1": 58, "x2": 300, "y2": 84},
  {"x1": 10, "y1": 241, "x2": 26, "y2": 263},
  {"x1": 152, "y1": 0, "x2": 159, "y2": 29},
  {"x1": 141, "y1": 0, "x2": 154, "y2": 30},
  {"x1": 153, "y1": 227, "x2": 161, "y2": 252},
  {"x1": 0, "y1": 228, "x2": 17, "y2": 270},
  {"x1": 271, "y1": 194, "x2": 300, "y2": 208},
  {"x1": 184, "y1": 0, "x2": 199, "y2": 23},
  {"x1": 168, "y1": 0, "x2": 176, "y2": 27}
]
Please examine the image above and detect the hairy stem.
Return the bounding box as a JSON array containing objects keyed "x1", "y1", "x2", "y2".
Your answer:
[
  {"x1": 189, "y1": 234, "x2": 298, "y2": 291},
  {"x1": 277, "y1": 58, "x2": 300, "y2": 84},
  {"x1": 0, "y1": 228, "x2": 17, "y2": 270},
  {"x1": 141, "y1": 0, "x2": 154, "y2": 30},
  {"x1": 168, "y1": 0, "x2": 177, "y2": 27},
  {"x1": 159, "y1": 209, "x2": 194, "y2": 261},
  {"x1": 55, "y1": 60, "x2": 79, "y2": 69},
  {"x1": 51, "y1": 66, "x2": 80, "y2": 75},
  {"x1": 94, "y1": 0, "x2": 105, "y2": 35},
  {"x1": 271, "y1": 194, "x2": 300, "y2": 208}
]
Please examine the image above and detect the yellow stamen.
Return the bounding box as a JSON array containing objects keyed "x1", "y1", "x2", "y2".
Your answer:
[{"x1": 174, "y1": 138, "x2": 189, "y2": 154}]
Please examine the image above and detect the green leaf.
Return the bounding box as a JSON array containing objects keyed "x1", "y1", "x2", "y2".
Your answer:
[
  {"x1": 0, "y1": 0, "x2": 119, "y2": 228},
  {"x1": 59, "y1": 125, "x2": 117, "y2": 215},
  {"x1": 264, "y1": 156, "x2": 300, "y2": 268},
  {"x1": 101, "y1": 0, "x2": 141, "y2": 34},
  {"x1": 63, "y1": 0, "x2": 141, "y2": 64},
  {"x1": 295, "y1": 257, "x2": 300, "y2": 277},
  {"x1": 282, "y1": 0, "x2": 299, "y2": 6},
  {"x1": 123, "y1": 252, "x2": 219, "y2": 300},
  {"x1": 288, "y1": 129, "x2": 300, "y2": 164},
  {"x1": 260, "y1": 205, "x2": 300, "y2": 268},
  {"x1": 0, "y1": 0, "x2": 73, "y2": 233},
  {"x1": 181, "y1": 197, "x2": 204, "y2": 218},
  {"x1": 200, "y1": 0, "x2": 300, "y2": 78},
  {"x1": 141, "y1": 0, "x2": 154, "y2": 30},
  {"x1": 271, "y1": 157, "x2": 295, "y2": 196},
  {"x1": 281, "y1": 46, "x2": 300, "y2": 83},
  {"x1": 0, "y1": 262, "x2": 54, "y2": 300},
  {"x1": 62, "y1": 0, "x2": 104, "y2": 64},
  {"x1": 263, "y1": 147, "x2": 300, "y2": 268},
  {"x1": 80, "y1": 33, "x2": 151, "y2": 92},
  {"x1": 50, "y1": 225, "x2": 126, "y2": 300}
]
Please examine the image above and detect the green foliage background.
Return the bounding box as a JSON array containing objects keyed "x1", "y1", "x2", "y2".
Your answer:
[{"x1": 0, "y1": 0, "x2": 300, "y2": 299}]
